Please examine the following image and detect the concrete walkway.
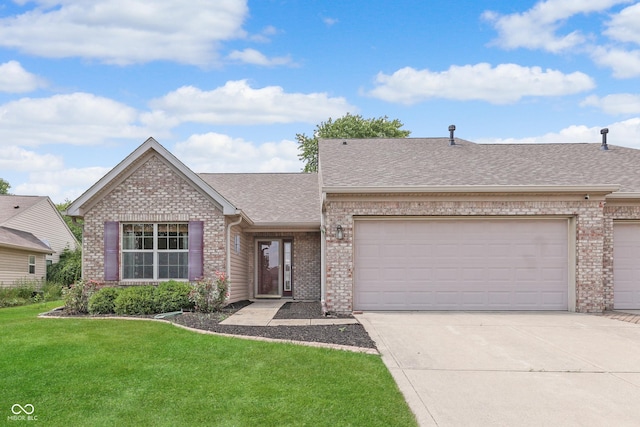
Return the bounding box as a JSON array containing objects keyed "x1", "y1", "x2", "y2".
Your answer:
[{"x1": 220, "y1": 300, "x2": 359, "y2": 326}]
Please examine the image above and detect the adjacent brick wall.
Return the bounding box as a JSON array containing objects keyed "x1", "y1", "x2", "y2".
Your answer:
[
  {"x1": 247, "y1": 231, "x2": 321, "y2": 300},
  {"x1": 324, "y1": 196, "x2": 609, "y2": 314},
  {"x1": 82, "y1": 154, "x2": 226, "y2": 284}
]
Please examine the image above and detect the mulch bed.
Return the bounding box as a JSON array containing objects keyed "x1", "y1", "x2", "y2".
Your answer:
[{"x1": 43, "y1": 301, "x2": 377, "y2": 349}]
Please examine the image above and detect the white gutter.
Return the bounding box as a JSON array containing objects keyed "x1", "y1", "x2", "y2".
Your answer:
[
  {"x1": 605, "y1": 192, "x2": 640, "y2": 199},
  {"x1": 322, "y1": 184, "x2": 621, "y2": 194},
  {"x1": 225, "y1": 213, "x2": 244, "y2": 292},
  {"x1": 320, "y1": 192, "x2": 327, "y2": 314}
]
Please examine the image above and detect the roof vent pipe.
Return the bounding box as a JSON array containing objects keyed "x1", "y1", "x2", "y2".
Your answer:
[
  {"x1": 448, "y1": 125, "x2": 456, "y2": 146},
  {"x1": 600, "y1": 128, "x2": 609, "y2": 151}
]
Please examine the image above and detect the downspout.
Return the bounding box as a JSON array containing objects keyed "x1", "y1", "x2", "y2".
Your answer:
[
  {"x1": 226, "y1": 213, "x2": 243, "y2": 298},
  {"x1": 320, "y1": 192, "x2": 327, "y2": 315}
]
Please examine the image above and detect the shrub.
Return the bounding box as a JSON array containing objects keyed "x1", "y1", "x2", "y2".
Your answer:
[
  {"x1": 113, "y1": 286, "x2": 158, "y2": 315},
  {"x1": 47, "y1": 247, "x2": 82, "y2": 286},
  {"x1": 0, "y1": 279, "x2": 53, "y2": 308},
  {"x1": 63, "y1": 279, "x2": 102, "y2": 314},
  {"x1": 0, "y1": 287, "x2": 29, "y2": 308},
  {"x1": 155, "y1": 281, "x2": 193, "y2": 313},
  {"x1": 189, "y1": 272, "x2": 229, "y2": 313},
  {"x1": 88, "y1": 287, "x2": 121, "y2": 314},
  {"x1": 42, "y1": 282, "x2": 63, "y2": 301}
]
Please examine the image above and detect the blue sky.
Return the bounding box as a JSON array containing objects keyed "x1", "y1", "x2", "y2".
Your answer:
[{"x1": 0, "y1": 0, "x2": 639, "y2": 203}]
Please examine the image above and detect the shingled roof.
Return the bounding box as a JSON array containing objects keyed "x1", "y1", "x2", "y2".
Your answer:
[
  {"x1": 0, "y1": 226, "x2": 52, "y2": 253},
  {"x1": 319, "y1": 138, "x2": 640, "y2": 194},
  {"x1": 200, "y1": 173, "x2": 320, "y2": 227}
]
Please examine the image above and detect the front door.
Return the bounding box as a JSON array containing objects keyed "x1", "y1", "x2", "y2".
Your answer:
[{"x1": 256, "y1": 239, "x2": 293, "y2": 297}]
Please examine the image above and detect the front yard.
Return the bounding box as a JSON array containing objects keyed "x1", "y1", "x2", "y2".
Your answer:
[{"x1": 1, "y1": 302, "x2": 416, "y2": 426}]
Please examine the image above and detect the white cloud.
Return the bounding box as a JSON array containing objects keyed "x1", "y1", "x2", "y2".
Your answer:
[
  {"x1": 322, "y1": 17, "x2": 339, "y2": 26},
  {"x1": 604, "y1": 3, "x2": 640, "y2": 44},
  {"x1": 174, "y1": 132, "x2": 302, "y2": 173},
  {"x1": 591, "y1": 46, "x2": 640, "y2": 78},
  {"x1": 149, "y1": 80, "x2": 355, "y2": 125},
  {"x1": 248, "y1": 25, "x2": 279, "y2": 43},
  {"x1": 0, "y1": 146, "x2": 63, "y2": 172},
  {"x1": 483, "y1": 0, "x2": 632, "y2": 53},
  {"x1": 227, "y1": 48, "x2": 293, "y2": 66},
  {"x1": 477, "y1": 118, "x2": 640, "y2": 149},
  {"x1": 367, "y1": 63, "x2": 595, "y2": 105},
  {"x1": 0, "y1": 61, "x2": 47, "y2": 93},
  {"x1": 581, "y1": 94, "x2": 640, "y2": 115},
  {"x1": 0, "y1": 92, "x2": 157, "y2": 146},
  {"x1": 0, "y1": 0, "x2": 248, "y2": 65},
  {"x1": 15, "y1": 167, "x2": 112, "y2": 203}
]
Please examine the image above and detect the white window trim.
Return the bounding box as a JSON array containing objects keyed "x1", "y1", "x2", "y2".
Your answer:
[
  {"x1": 121, "y1": 223, "x2": 189, "y2": 281},
  {"x1": 28, "y1": 255, "x2": 36, "y2": 275}
]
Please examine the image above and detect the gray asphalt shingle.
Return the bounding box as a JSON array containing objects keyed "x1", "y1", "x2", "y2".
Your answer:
[
  {"x1": 200, "y1": 173, "x2": 320, "y2": 225},
  {"x1": 319, "y1": 138, "x2": 640, "y2": 192}
]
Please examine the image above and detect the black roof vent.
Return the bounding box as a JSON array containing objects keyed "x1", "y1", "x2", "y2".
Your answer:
[
  {"x1": 600, "y1": 128, "x2": 609, "y2": 151},
  {"x1": 448, "y1": 125, "x2": 456, "y2": 146},
  {"x1": 342, "y1": 141, "x2": 347, "y2": 145}
]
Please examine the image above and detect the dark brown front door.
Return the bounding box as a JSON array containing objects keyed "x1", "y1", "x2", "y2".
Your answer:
[{"x1": 256, "y1": 239, "x2": 293, "y2": 297}]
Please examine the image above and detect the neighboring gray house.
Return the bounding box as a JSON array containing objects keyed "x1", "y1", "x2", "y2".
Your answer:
[
  {"x1": 66, "y1": 134, "x2": 640, "y2": 314},
  {"x1": 0, "y1": 195, "x2": 79, "y2": 285}
]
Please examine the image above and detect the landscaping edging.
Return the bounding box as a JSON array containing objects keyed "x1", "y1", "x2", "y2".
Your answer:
[{"x1": 39, "y1": 306, "x2": 378, "y2": 354}]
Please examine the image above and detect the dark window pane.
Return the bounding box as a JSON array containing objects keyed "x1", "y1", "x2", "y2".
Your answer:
[{"x1": 158, "y1": 266, "x2": 169, "y2": 279}]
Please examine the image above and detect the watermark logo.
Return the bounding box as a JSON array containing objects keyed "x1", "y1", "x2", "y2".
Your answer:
[
  {"x1": 7, "y1": 404, "x2": 37, "y2": 422},
  {"x1": 11, "y1": 404, "x2": 34, "y2": 415}
]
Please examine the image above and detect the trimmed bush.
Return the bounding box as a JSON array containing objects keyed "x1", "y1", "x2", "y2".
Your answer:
[
  {"x1": 88, "y1": 287, "x2": 121, "y2": 314},
  {"x1": 155, "y1": 281, "x2": 192, "y2": 313},
  {"x1": 113, "y1": 286, "x2": 158, "y2": 315}
]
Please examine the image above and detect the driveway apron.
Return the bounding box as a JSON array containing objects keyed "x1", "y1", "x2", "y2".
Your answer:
[{"x1": 356, "y1": 312, "x2": 640, "y2": 427}]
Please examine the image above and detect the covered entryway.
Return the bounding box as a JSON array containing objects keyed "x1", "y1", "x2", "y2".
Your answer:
[
  {"x1": 613, "y1": 222, "x2": 640, "y2": 309},
  {"x1": 354, "y1": 218, "x2": 569, "y2": 311}
]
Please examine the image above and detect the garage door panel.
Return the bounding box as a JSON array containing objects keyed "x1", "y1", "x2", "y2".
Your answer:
[
  {"x1": 354, "y1": 219, "x2": 569, "y2": 311},
  {"x1": 614, "y1": 223, "x2": 640, "y2": 309}
]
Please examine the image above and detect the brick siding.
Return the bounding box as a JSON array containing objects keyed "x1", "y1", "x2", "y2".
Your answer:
[
  {"x1": 82, "y1": 154, "x2": 226, "y2": 284},
  {"x1": 247, "y1": 231, "x2": 321, "y2": 300}
]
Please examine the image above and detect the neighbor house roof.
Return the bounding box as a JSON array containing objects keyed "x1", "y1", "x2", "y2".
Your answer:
[
  {"x1": 0, "y1": 195, "x2": 46, "y2": 224},
  {"x1": 0, "y1": 226, "x2": 53, "y2": 253},
  {"x1": 319, "y1": 138, "x2": 639, "y2": 195},
  {"x1": 200, "y1": 173, "x2": 320, "y2": 228}
]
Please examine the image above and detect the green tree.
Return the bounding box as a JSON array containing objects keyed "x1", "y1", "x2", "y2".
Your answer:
[
  {"x1": 56, "y1": 199, "x2": 83, "y2": 243},
  {"x1": 0, "y1": 178, "x2": 10, "y2": 194},
  {"x1": 296, "y1": 113, "x2": 411, "y2": 172}
]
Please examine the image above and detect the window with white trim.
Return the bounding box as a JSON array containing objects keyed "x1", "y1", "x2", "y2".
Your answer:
[
  {"x1": 28, "y1": 255, "x2": 36, "y2": 274},
  {"x1": 121, "y1": 223, "x2": 189, "y2": 280}
]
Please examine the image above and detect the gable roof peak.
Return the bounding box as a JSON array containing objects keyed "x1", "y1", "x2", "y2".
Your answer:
[{"x1": 65, "y1": 137, "x2": 238, "y2": 217}]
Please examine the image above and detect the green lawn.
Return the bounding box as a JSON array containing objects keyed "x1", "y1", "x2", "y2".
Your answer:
[{"x1": 0, "y1": 302, "x2": 416, "y2": 426}]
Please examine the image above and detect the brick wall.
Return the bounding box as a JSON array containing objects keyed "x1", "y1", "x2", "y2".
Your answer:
[
  {"x1": 82, "y1": 154, "x2": 227, "y2": 284},
  {"x1": 247, "y1": 231, "x2": 321, "y2": 300},
  {"x1": 324, "y1": 196, "x2": 610, "y2": 314}
]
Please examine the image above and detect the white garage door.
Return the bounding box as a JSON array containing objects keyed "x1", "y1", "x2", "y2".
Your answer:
[
  {"x1": 354, "y1": 218, "x2": 568, "y2": 311},
  {"x1": 614, "y1": 223, "x2": 640, "y2": 309}
]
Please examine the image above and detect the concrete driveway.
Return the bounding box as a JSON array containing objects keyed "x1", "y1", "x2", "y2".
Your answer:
[{"x1": 356, "y1": 311, "x2": 640, "y2": 427}]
